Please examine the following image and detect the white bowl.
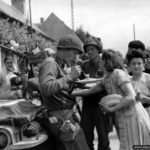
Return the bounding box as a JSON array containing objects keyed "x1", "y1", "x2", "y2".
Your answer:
[{"x1": 99, "y1": 94, "x2": 122, "y2": 107}]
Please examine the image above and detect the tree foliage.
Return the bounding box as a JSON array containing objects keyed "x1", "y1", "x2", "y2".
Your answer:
[
  {"x1": 0, "y1": 18, "x2": 53, "y2": 53},
  {"x1": 75, "y1": 26, "x2": 91, "y2": 44}
]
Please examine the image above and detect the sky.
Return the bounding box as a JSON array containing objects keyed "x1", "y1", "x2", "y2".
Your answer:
[{"x1": 4, "y1": 0, "x2": 150, "y2": 56}]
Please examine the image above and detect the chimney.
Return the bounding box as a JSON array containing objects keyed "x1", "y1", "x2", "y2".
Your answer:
[
  {"x1": 40, "y1": 17, "x2": 44, "y2": 24},
  {"x1": 11, "y1": 0, "x2": 26, "y2": 15}
]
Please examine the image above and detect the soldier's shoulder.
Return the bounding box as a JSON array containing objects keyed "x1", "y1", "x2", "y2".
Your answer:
[{"x1": 42, "y1": 57, "x2": 55, "y2": 65}]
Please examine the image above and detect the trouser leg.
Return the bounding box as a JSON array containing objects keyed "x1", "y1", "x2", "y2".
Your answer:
[
  {"x1": 41, "y1": 119, "x2": 65, "y2": 150},
  {"x1": 63, "y1": 128, "x2": 90, "y2": 150},
  {"x1": 42, "y1": 118, "x2": 90, "y2": 150},
  {"x1": 94, "y1": 106, "x2": 111, "y2": 150},
  {"x1": 81, "y1": 104, "x2": 95, "y2": 150}
]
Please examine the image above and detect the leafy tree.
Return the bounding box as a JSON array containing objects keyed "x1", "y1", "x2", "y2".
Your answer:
[
  {"x1": 75, "y1": 26, "x2": 91, "y2": 44},
  {"x1": 0, "y1": 18, "x2": 53, "y2": 53}
]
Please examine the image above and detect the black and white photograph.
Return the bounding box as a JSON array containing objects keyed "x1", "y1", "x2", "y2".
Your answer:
[{"x1": 0, "y1": 0, "x2": 150, "y2": 150}]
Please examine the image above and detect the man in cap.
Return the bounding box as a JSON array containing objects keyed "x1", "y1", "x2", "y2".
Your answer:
[
  {"x1": 39, "y1": 34, "x2": 90, "y2": 150},
  {"x1": 81, "y1": 36, "x2": 111, "y2": 150}
]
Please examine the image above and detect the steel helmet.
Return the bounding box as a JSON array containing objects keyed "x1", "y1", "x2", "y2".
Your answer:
[
  {"x1": 84, "y1": 36, "x2": 103, "y2": 53},
  {"x1": 57, "y1": 34, "x2": 83, "y2": 54},
  {"x1": 26, "y1": 51, "x2": 46, "y2": 64}
]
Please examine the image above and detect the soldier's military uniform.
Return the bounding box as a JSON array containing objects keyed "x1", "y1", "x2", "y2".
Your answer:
[
  {"x1": 39, "y1": 35, "x2": 90, "y2": 150},
  {"x1": 81, "y1": 36, "x2": 111, "y2": 150}
]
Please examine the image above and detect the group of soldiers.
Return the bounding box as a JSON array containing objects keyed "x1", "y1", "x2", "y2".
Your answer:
[
  {"x1": 26, "y1": 34, "x2": 110, "y2": 150},
  {"x1": 27, "y1": 34, "x2": 149, "y2": 150}
]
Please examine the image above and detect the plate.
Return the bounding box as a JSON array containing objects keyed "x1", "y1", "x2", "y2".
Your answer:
[
  {"x1": 85, "y1": 83, "x2": 97, "y2": 88},
  {"x1": 99, "y1": 94, "x2": 122, "y2": 107},
  {"x1": 76, "y1": 78, "x2": 102, "y2": 85}
]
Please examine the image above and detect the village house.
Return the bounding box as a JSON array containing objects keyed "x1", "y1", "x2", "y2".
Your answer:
[
  {"x1": 37, "y1": 12, "x2": 81, "y2": 42},
  {"x1": 0, "y1": 0, "x2": 55, "y2": 71}
]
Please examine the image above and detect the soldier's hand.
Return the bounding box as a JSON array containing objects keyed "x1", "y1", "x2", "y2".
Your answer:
[{"x1": 70, "y1": 65, "x2": 81, "y2": 80}]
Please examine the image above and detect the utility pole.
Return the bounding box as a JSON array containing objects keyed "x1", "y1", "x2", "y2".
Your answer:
[
  {"x1": 29, "y1": 0, "x2": 32, "y2": 38},
  {"x1": 133, "y1": 24, "x2": 136, "y2": 41},
  {"x1": 71, "y1": 0, "x2": 75, "y2": 31}
]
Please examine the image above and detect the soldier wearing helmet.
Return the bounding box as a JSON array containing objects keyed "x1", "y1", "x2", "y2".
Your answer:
[
  {"x1": 39, "y1": 34, "x2": 90, "y2": 150},
  {"x1": 84, "y1": 36, "x2": 103, "y2": 54},
  {"x1": 57, "y1": 34, "x2": 83, "y2": 53},
  {"x1": 57, "y1": 34, "x2": 83, "y2": 67},
  {"x1": 80, "y1": 36, "x2": 111, "y2": 150}
]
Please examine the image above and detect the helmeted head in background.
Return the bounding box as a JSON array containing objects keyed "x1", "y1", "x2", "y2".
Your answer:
[
  {"x1": 57, "y1": 34, "x2": 83, "y2": 66},
  {"x1": 128, "y1": 40, "x2": 145, "y2": 51},
  {"x1": 84, "y1": 36, "x2": 103, "y2": 54},
  {"x1": 26, "y1": 51, "x2": 46, "y2": 78},
  {"x1": 26, "y1": 51, "x2": 46, "y2": 65}
]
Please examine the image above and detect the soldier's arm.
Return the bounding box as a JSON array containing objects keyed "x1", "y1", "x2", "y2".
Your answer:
[{"x1": 39, "y1": 61, "x2": 72, "y2": 97}]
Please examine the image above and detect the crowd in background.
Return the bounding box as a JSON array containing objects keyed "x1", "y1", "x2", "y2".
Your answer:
[{"x1": 72, "y1": 38, "x2": 150, "y2": 150}]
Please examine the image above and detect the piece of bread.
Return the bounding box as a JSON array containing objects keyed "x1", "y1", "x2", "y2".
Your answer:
[{"x1": 100, "y1": 94, "x2": 122, "y2": 107}]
